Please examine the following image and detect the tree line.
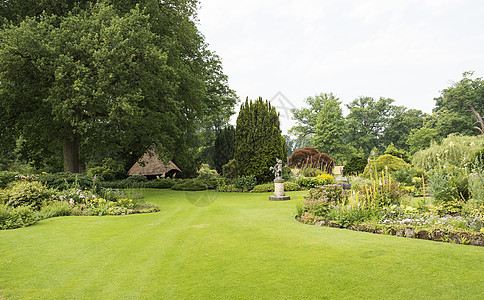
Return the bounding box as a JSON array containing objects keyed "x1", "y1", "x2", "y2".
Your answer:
[{"x1": 287, "y1": 72, "x2": 484, "y2": 164}]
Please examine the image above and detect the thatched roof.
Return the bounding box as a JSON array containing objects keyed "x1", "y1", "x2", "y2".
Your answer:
[{"x1": 127, "y1": 151, "x2": 181, "y2": 176}]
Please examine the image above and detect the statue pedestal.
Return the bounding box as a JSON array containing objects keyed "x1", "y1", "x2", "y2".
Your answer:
[{"x1": 269, "y1": 178, "x2": 290, "y2": 201}]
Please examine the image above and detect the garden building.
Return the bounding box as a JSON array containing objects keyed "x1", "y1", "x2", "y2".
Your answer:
[{"x1": 127, "y1": 150, "x2": 181, "y2": 179}]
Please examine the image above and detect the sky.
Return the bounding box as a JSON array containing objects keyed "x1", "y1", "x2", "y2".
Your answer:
[{"x1": 197, "y1": 0, "x2": 484, "y2": 133}]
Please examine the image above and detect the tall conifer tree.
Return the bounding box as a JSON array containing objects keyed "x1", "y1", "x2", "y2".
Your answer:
[{"x1": 235, "y1": 97, "x2": 286, "y2": 183}]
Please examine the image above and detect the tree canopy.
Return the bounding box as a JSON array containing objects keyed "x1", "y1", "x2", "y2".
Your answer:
[{"x1": 0, "y1": 1, "x2": 237, "y2": 174}]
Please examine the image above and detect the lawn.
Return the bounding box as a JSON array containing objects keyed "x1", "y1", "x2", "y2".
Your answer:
[{"x1": 1, "y1": 189, "x2": 483, "y2": 299}]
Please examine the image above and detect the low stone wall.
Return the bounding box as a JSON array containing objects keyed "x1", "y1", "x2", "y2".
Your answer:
[{"x1": 296, "y1": 217, "x2": 484, "y2": 247}]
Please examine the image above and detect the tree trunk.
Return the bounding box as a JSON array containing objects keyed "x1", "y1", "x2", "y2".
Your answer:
[{"x1": 63, "y1": 125, "x2": 81, "y2": 173}]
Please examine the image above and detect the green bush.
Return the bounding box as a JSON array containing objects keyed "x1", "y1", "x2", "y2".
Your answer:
[
  {"x1": 299, "y1": 167, "x2": 323, "y2": 178},
  {"x1": 127, "y1": 175, "x2": 147, "y2": 183},
  {"x1": 87, "y1": 158, "x2": 125, "y2": 181},
  {"x1": 235, "y1": 176, "x2": 257, "y2": 191},
  {"x1": 35, "y1": 201, "x2": 73, "y2": 220},
  {"x1": 471, "y1": 148, "x2": 484, "y2": 169},
  {"x1": 217, "y1": 183, "x2": 243, "y2": 192},
  {"x1": 469, "y1": 171, "x2": 484, "y2": 205},
  {"x1": 252, "y1": 182, "x2": 301, "y2": 193},
  {"x1": 362, "y1": 154, "x2": 409, "y2": 178},
  {"x1": 300, "y1": 185, "x2": 344, "y2": 219},
  {"x1": 325, "y1": 206, "x2": 378, "y2": 228},
  {"x1": 143, "y1": 178, "x2": 177, "y2": 189},
  {"x1": 39, "y1": 172, "x2": 93, "y2": 190},
  {"x1": 429, "y1": 167, "x2": 469, "y2": 203},
  {"x1": 171, "y1": 179, "x2": 208, "y2": 191},
  {"x1": 385, "y1": 143, "x2": 411, "y2": 164},
  {"x1": 0, "y1": 171, "x2": 19, "y2": 189},
  {"x1": 0, "y1": 205, "x2": 36, "y2": 229},
  {"x1": 222, "y1": 159, "x2": 237, "y2": 180},
  {"x1": 296, "y1": 176, "x2": 333, "y2": 189},
  {"x1": 342, "y1": 154, "x2": 367, "y2": 176},
  {"x1": 197, "y1": 172, "x2": 223, "y2": 190},
  {"x1": 1, "y1": 181, "x2": 53, "y2": 210}
]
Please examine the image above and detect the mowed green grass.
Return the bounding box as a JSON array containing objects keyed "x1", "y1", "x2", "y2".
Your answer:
[{"x1": 1, "y1": 190, "x2": 484, "y2": 299}]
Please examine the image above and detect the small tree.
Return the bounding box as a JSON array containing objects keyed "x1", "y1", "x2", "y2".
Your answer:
[{"x1": 235, "y1": 98, "x2": 286, "y2": 183}]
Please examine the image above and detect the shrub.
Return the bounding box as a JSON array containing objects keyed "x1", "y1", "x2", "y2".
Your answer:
[
  {"x1": 296, "y1": 175, "x2": 334, "y2": 189},
  {"x1": 300, "y1": 167, "x2": 323, "y2": 178},
  {"x1": 197, "y1": 169, "x2": 223, "y2": 190},
  {"x1": 222, "y1": 159, "x2": 237, "y2": 180},
  {"x1": 143, "y1": 178, "x2": 177, "y2": 189},
  {"x1": 171, "y1": 179, "x2": 208, "y2": 191},
  {"x1": 0, "y1": 205, "x2": 36, "y2": 229},
  {"x1": 217, "y1": 183, "x2": 243, "y2": 192},
  {"x1": 127, "y1": 174, "x2": 147, "y2": 183},
  {"x1": 300, "y1": 185, "x2": 344, "y2": 219},
  {"x1": 342, "y1": 154, "x2": 367, "y2": 176},
  {"x1": 1, "y1": 181, "x2": 53, "y2": 210},
  {"x1": 0, "y1": 171, "x2": 19, "y2": 188},
  {"x1": 362, "y1": 154, "x2": 409, "y2": 178},
  {"x1": 39, "y1": 172, "x2": 93, "y2": 190},
  {"x1": 252, "y1": 182, "x2": 301, "y2": 193},
  {"x1": 87, "y1": 158, "x2": 125, "y2": 181},
  {"x1": 429, "y1": 166, "x2": 469, "y2": 203},
  {"x1": 469, "y1": 171, "x2": 484, "y2": 205},
  {"x1": 35, "y1": 201, "x2": 73, "y2": 220},
  {"x1": 235, "y1": 176, "x2": 257, "y2": 191},
  {"x1": 326, "y1": 206, "x2": 378, "y2": 228},
  {"x1": 385, "y1": 143, "x2": 411, "y2": 164},
  {"x1": 471, "y1": 148, "x2": 484, "y2": 169},
  {"x1": 288, "y1": 147, "x2": 335, "y2": 174}
]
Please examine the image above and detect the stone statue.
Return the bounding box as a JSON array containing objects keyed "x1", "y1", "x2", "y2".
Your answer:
[
  {"x1": 270, "y1": 158, "x2": 283, "y2": 180},
  {"x1": 269, "y1": 158, "x2": 290, "y2": 201}
]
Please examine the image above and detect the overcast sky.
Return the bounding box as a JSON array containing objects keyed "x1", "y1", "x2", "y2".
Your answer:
[{"x1": 197, "y1": 0, "x2": 484, "y2": 133}]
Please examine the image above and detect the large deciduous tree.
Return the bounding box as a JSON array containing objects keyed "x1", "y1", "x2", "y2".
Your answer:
[
  {"x1": 434, "y1": 71, "x2": 484, "y2": 136},
  {"x1": 235, "y1": 98, "x2": 286, "y2": 183},
  {"x1": 382, "y1": 107, "x2": 427, "y2": 151},
  {"x1": 345, "y1": 96, "x2": 394, "y2": 155},
  {"x1": 0, "y1": 1, "x2": 237, "y2": 174}
]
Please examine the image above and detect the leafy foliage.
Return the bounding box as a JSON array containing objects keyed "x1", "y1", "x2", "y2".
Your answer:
[
  {"x1": 1, "y1": 181, "x2": 53, "y2": 210},
  {"x1": 412, "y1": 134, "x2": 484, "y2": 169},
  {"x1": 213, "y1": 125, "x2": 236, "y2": 174},
  {"x1": 288, "y1": 147, "x2": 335, "y2": 174},
  {"x1": 342, "y1": 154, "x2": 367, "y2": 176},
  {"x1": 362, "y1": 154, "x2": 409, "y2": 178},
  {"x1": 235, "y1": 98, "x2": 286, "y2": 183},
  {"x1": 234, "y1": 176, "x2": 257, "y2": 192}
]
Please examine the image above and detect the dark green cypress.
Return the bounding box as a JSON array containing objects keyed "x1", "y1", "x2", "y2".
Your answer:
[
  {"x1": 235, "y1": 97, "x2": 286, "y2": 183},
  {"x1": 214, "y1": 125, "x2": 236, "y2": 174}
]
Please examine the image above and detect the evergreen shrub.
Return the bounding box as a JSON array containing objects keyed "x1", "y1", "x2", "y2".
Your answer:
[
  {"x1": 171, "y1": 179, "x2": 208, "y2": 191},
  {"x1": 235, "y1": 176, "x2": 257, "y2": 191},
  {"x1": 342, "y1": 154, "x2": 367, "y2": 176}
]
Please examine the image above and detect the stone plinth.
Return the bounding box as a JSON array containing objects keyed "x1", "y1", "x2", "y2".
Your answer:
[{"x1": 269, "y1": 178, "x2": 290, "y2": 201}]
